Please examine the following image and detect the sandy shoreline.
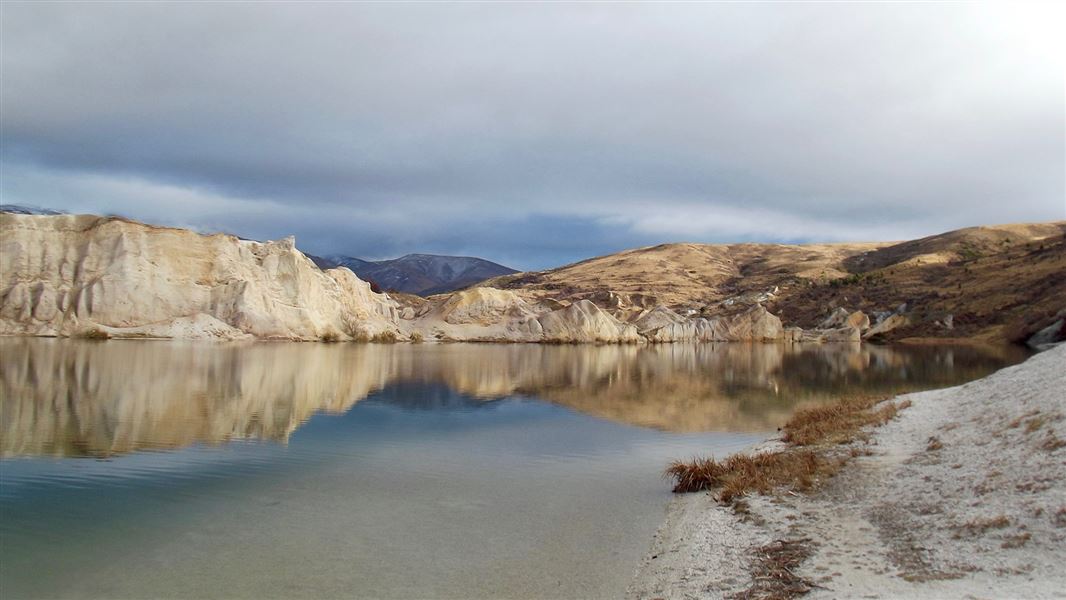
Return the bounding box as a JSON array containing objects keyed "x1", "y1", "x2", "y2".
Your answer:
[{"x1": 629, "y1": 343, "x2": 1066, "y2": 599}]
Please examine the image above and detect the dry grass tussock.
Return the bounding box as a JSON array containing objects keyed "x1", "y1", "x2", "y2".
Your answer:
[
  {"x1": 783, "y1": 395, "x2": 911, "y2": 446},
  {"x1": 665, "y1": 451, "x2": 841, "y2": 504},
  {"x1": 952, "y1": 515, "x2": 1010, "y2": 538},
  {"x1": 665, "y1": 393, "x2": 911, "y2": 503},
  {"x1": 663, "y1": 393, "x2": 913, "y2": 600},
  {"x1": 730, "y1": 538, "x2": 821, "y2": 600}
]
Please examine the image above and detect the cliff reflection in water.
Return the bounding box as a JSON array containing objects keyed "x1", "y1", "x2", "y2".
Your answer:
[{"x1": 0, "y1": 338, "x2": 1026, "y2": 457}]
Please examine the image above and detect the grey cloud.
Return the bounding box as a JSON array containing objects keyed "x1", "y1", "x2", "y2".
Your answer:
[{"x1": 1, "y1": 2, "x2": 1063, "y2": 269}]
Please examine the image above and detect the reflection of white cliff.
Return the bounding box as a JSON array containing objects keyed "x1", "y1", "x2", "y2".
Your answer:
[
  {"x1": 1, "y1": 339, "x2": 1011, "y2": 457},
  {"x1": 0, "y1": 340, "x2": 392, "y2": 457}
]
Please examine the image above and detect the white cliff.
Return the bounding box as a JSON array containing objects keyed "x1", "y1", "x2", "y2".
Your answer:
[
  {"x1": 0, "y1": 214, "x2": 402, "y2": 341},
  {"x1": 2, "y1": 214, "x2": 813, "y2": 344}
]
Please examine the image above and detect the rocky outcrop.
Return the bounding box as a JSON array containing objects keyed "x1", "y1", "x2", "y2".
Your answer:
[
  {"x1": 819, "y1": 307, "x2": 870, "y2": 332},
  {"x1": 1025, "y1": 308, "x2": 1065, "y2": 351},
  {"x1": 634, "y1": 307, "x2": 720, "y2": 343},
  {"x1": 800, "y1": 326, "x2": 862, "y2": 343},
  {"x1": 0, "y1": 214, "x2": 402, "y2": 341},
  {"x1": 720, "y1": 305, "x2": 784, "y2": 342},
  {"x1": 414, "y1": 292, "x2": 789, "y2": 344},
  {"x1": 818, "y1": 307, "x2": 850, "y2": 329},
  {"x1": 635, "y1": 306, "x2": 695, "y2": 341},
  {"x1": 847, "y1": 311, "x2": 871, "y2": 331},
  {"x1": 633, "y1": 306, "x2": 786, "y2": 343},
  {"x1": 534, "y1": 300, "x2": 642, "y2": 343},
  {"x1": 584, "y1": 290, "x2": 660, "y2": 320},
  {"x1": 863, "y1": 313, "x2": 910, "y2": 340},
  {"x1": 800, "y1": 308, "x2": 868, "y2": 343},
  {"x1": 1, "y1": 214, "x2": 833, "y2": 345},
  {"x1": 434, "y1": 287, "x2": 536, "y2": 325},
  {"x1": 408, "y1": 289, "x2": 644, "y2": 343}
]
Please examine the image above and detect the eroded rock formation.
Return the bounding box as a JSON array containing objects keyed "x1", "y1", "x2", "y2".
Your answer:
[
  {"x1": 1, "y1": 214, "x2": 863, "y2": 344},
  {"x1": 0, "y1": 214, "x2": 402, "y2": 341}
]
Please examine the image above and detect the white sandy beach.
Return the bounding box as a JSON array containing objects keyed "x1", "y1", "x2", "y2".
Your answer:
[{"x1": 630, "y1": 343, "x2": 1066, "y2": 599}]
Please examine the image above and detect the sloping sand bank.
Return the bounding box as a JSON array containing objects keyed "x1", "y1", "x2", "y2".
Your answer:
[{"x1": 630, "y1": 343, "x2": 1066, "y2": 599}]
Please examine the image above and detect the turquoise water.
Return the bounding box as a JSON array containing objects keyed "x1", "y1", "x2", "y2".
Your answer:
[{"x1": 0, "y1": 339, "x2": 1026, "y2": 598}]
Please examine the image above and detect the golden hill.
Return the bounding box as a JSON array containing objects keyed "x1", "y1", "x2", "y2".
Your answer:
[{"x1": 482, "y1": 222, "x2": 1066, "y2": 344}]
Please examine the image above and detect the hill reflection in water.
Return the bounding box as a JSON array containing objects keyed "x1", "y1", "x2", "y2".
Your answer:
[{"x1": 0, "y1": 338, "x2": 1026, "y2": 458}]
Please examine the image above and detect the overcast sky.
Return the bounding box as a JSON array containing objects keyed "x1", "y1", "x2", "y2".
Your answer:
[{"x1": 2, "y1": 2, "x2": 1063, "y2": 270}]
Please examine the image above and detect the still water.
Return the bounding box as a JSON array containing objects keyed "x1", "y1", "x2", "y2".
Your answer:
[{"x1": 0, "y1": 339, "x2": 1027, "y2": 599}]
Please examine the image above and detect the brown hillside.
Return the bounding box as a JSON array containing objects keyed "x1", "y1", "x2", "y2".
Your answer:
[
  {"x1": 484, "y1": 242, "x2": 887, "y2": 312},
  {"x1": 482, "y1": 222, "x2": 1066, "y2": 344},
  {"x1": 774, "y1": 223, "x2": 1066, "y2": 344}
]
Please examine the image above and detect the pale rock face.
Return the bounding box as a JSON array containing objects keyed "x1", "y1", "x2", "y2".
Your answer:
[
  {"x1": 801, "y1": 326, "x2": 862, "y2": 343},
  {"x1": 96, "y1": 314, "x2": 253, "y2": 341},
  {"x1": 863, "y1": 313, "x2": 910, "y2": 340},
  {"x1": 537, "y1": 300, "x2": 642, "y2": 343},
  {"x1": 588, "y1": 290, "x2": 626, "y2": 310},
  {"x1": 819, "y1": 307, "x2": 869, "y2": 330},
  {"x1": 412, "y1": 290, "x2": 643, "y2": 343},
  {"x1": 435, "y1": 287, "x2": 536, "y2": 325},
  {"x1": 584, "y1": 290, "x2": 661, "y2": 321},
  {"x1": 536, "y1": 298, "x2": 567, "y2": 312},
  {"x1": 1026, "y1": 308, "x2": 1065, "y2": 350},
  {"x1": 674, "y1": 318, "x2": 731, "y2": 342},
  {"x1": 0, "y1": 214, "x2": 402, "y2": 341},
  {"x1": 634, "y1": 306, "x2": 687, "y2": 334},
  {"x1": 819, "y1": 307, "x2": 852, "y2": 329},
  {"x1": 408, "y1": 286, "x2": 540, "y2": 342},
  {"x1": 640, "y1": 307, "x2": 787, "y2": 343},
  {"x1": 847, "y1": 310, "x2": 871, "y2": 332},
  {"x1": 808, "y1": 308, "x2": 867, "y2": 342},
  {"x1": 720, "y1": 305, "x2": 784, "y2": 342},
  {"x1": 634, "y1": 306, "x2": 730, "y2": 342}
]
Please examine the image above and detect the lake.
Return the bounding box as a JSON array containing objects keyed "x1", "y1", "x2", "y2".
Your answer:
[{"x1": 0, "y1": 338, "x2": 1028, "y2": 599}]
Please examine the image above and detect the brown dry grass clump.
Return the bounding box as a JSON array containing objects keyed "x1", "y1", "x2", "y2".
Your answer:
[
  {"x1": 1042, "y1": 434, "x2": 1066, "y2": 452},
  {"x1": 730, "y1": 538, "x2": 820, "y2": 600},
  {"x1": 666, "y1": 394, "x2": 912, "y2": 504},
  {"x1": 1001, "y1": 533, "x2": 1031, "y2": 549},
  {"x1": 664, "y1": 457, "x2": 726, "y2": 494},
  {"x1": 783, "y1": 395, "x2": 910, "y2": 446},
  {"x1": 952, "y1": 515, "x2": 1010, "y2": 538},
  {"x1": 666, "y1": 451, "x2": 840, "y2": 504},
  {"x1": 663, "y1": 392, "x2": 917, "y2": 599}
]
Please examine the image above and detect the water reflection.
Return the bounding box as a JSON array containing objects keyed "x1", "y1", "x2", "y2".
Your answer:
[{"x1": 0, "y1": 338, "x2": 1026, "y2": 457}]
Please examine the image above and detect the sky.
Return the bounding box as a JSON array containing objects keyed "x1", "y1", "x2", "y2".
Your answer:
[{"x1": 2, "y1": 2, "x2": 1064, "y2": 271}]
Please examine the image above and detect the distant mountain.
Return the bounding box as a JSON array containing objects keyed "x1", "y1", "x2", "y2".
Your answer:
[
  {"x1": 313, "y1": 253, "x2": 518, "y2": 296},
  {"x1": 0, "y1": 204, "x2": 66, "y2": 216},
  {"x1": 308, "y1": 254, "x2": 373, "y2": 272}
]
